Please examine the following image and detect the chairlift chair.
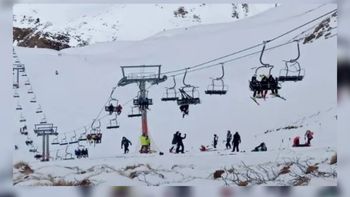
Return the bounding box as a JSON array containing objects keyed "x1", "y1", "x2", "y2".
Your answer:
[
  {"x1": 55, "y1": 150, "x2": 62, "y2": 160},
  {"x1": 59, "y1": 135, "x2": 68, "y2": 146},
  {"x1": 24, "y1": 80, "x2": 30, "y2": 86},
  {"x1": 19, "y1": 114, "x2": 26, "y2": 123},
  {"x1": 278, "y1": 41, "x2": 305, "y2": 82},
  {"x1": 27, "y1": 87, "x2": 34, "y2": 94},
  {"x1": 20, "y1": 126, "x2": 28, "y2": 135},
  {"x1": 133, "y1": 90, "x2": 153, "y2": 108},
  {"x1": 40, "y1": 115, "x2": 47, "y2": 124},
  {"x1": 51, "y1": 136, "x2": 60, "y2": 145},
  {"x1": 249, "y1": 42, "x2": 281, "y2": 95},
  {"x1": 13, "y1": 90, "x2": 20, "y2": 98},
  {"x1": 30, "y1": 95, "x2": 37, "y2": 103},
  {"x1": 177, "y1": 69, "x2": 201, "y2": 106},
  {"x1": 106, "y1": 114, "x2": 120, "y2": 129},
  {"x1": 161, "y1": 76, "x2": 179, "y2": 101},
  {"x1": 21, "y1": 72, "x2": 27, "y2": 77},
  {"x1": 36, "y1": 105, "x2": 43, "y2": 113},
  {"x1": 25, "y1": 138, "x2": 33, "y2": 146},
  {"x1": 128, "y1": 106, "x2": 142, "y2": 118},
  {"x1": 78, "y1": 127, "x2": 88, "y2": 141},
  {"x1": 29, "y1": 145, "x2": 38, "y2": 153},
  {"x1": 34, "y1": 154, "x2": 43, "y2": 160},
  {"x1": 69, "y1": 131, "x2": 79, "y2": 144},
  {"x1": 205, "y1": 63, "x2": 228, "y2": 95},
  {"x1": 63, "y1": 145, "x2": 74, "y2": 160},
  {"x1": 105, "y1": 99, "x2": 122, "y2": 115},
  {"x1": 13, "y1": 83, "x2": 19, "y2": 89},
  {"x1": 16, "y1": 103, "x2": 22, "y2": 111}
]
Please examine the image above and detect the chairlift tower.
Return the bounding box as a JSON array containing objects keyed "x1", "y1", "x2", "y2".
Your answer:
[
  {"x1": 34, "y1": 123, "x2": 58, "y2": 162},
  {"x1": 118, "y1": 65, "x2": 167, "y2": 137},
  {"x1": 13, "y1": 65, "x2": 25, "y2": 89}
]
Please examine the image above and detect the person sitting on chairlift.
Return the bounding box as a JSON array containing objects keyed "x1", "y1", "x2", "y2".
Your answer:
[
  {"x1": 179, "y1": 104, "x2": 189, "y2": 118},
  {"x1": 260, "y1": 75, "x2": 269, "y2": 99},
  {"x1": 251, "y1": 76, "x2": 261, "y2": 98},
  {"x1": 268, "y1": 75, "x2": 279, "y2": 95},
  {"x1": 116, "y1": 104, "x2": 123, "y2": 115},
  {"x1": 108, "y1": 103, "x2": 115, "y2": 115}
]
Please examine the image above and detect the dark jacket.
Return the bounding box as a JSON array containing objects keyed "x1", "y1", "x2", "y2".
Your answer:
[
  {"x1": 121, "y1": 138, "x2": 132, "y2": 148},
  {"x1": 177, "y1": 134, "x2": 186, "y2": 144},
  {"x1": 233, "y1": 133, "x2": 241, "y2": 144}
]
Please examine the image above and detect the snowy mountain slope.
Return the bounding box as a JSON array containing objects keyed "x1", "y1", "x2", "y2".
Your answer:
[
  {"x1": 13, "y1": 4, "x2": 275, "y2": 49},
  {"x1": 11, "y1": 4, "x2": 337, "y2": 186}
]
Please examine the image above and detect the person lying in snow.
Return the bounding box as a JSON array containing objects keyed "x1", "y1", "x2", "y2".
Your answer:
[
  {"x1": 252, "y1": 142, "x2": 267, "y2": 152},
  {"x1": 292, "y1": 136, "x2": 311, "y2": 147}
]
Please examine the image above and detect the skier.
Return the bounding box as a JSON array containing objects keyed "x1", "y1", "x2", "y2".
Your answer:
[
  {"x1": 121, "y1": 137, "x2": 132, "y2": 154},
  {"x1": 176, "y1": 132, "x2": 186, "y2": 154},
  {"x1": 213, "y1": 134, "x2": 219, "y2": 149},
  {"x1": 116, "y1": 104, "x2": 123, "y2": 115},
  {"x1": 82, "y1": 148, "x2": 89, "y2": 158},
  {"x1": 107, "y1": 103, "x2": 115, "y2": 115},
  {"x1": 268, "y1": 75, "x2": 279, "y2": 95},
  {"x1": 75, "y1": 149, "x2": 81, "y2": 159},
  {"x1": 226, "y1": 130, "x2": 232, "y2": 149},
  {"x1": 232, "y1": 132, "x2": 241, "y2": 152},
  {"x1": 260, "y1": 75, "x2": 268, "y2": 99},
  {"x1": 179, "y1": 104, "x2": 189, "y2": 118},
  {"x1": 250, "y1": 76, "x2": 261, "y2": 98},
  {"x1": 305, "y1": 130, "x2": 314, "y2": 146},
  {"x1": 170, "y1": 131, "x2": 179, "y2": 153}
]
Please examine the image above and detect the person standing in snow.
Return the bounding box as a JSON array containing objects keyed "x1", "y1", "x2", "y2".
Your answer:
[
  {"x1": 176, "y1": 132, "x2": 186, "y2": 154},
  {"x1": 213, "y1": 134, "x2": 219, "y2": 149},
  {"x1": 140, "y1": 134, "x2": 151, "y2": 153},
  {"x1": 121, "y1": 137, "x2": 132, "y2": 154},
  {"x1": 232, "y1": 132, "x2": 241, "y2": 152},
  {"x1": 226, "y1": 130, "x2": 232, "y2": 149},
  {"x1": 170, "y1": 131, "x2": 179, "y2": 153},
  {"x1": 305, "y1": 130, "x2": 314, "y2": 146}
]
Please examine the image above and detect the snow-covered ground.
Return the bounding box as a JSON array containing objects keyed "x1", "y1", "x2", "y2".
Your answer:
[{"x1": 11, "y1": 4, "x2": 337, "y2": 186}]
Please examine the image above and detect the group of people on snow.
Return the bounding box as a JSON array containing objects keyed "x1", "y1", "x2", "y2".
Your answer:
[
  {"x1": 292, "y1": 130, "x2": 314, "y2": 147},
  {"x1": 250, "y1": 74, "x2": 280, "y2": 99},
  {"x1": 210, "y1": 131, "x2": 241, "y2": 152},
  {"x1": 170, "y1": 131, "x2": 187, "y2": 153},
  {"x1": 114, "y1": 129, "x2": 314, "y2": 155}
]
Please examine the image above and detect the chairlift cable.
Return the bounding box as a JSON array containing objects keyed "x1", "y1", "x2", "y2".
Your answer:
[{"x1": 162, "y1": 9, "x2": 337, "y2": 76}]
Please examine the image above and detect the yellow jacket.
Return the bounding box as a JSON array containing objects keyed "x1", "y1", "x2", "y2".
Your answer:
[{"x1": 140, "y1": 135, "x2": 150, "y2": 146}]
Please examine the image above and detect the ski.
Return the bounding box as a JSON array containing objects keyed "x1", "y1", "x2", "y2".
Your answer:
[
  {"x1": 250, "y1": 96, "x2": 260, "y2": 105},
  {"x1": 273, "y1": 94, "x2": 287, "y2": 101}
]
